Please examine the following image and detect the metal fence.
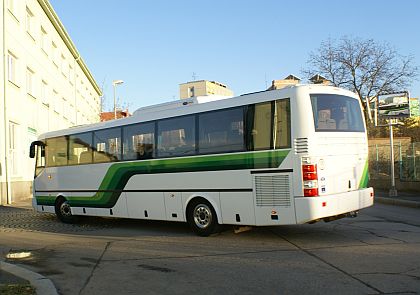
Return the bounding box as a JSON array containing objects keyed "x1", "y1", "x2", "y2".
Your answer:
[{"x1": 369, "y1": 142, "x2": 420, "y2": 182}]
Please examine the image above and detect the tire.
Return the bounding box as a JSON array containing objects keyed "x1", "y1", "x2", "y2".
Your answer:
[
  {"x1": 55, "y1": 198, "x2": 78, "y2": 224},
  {"x1": 187, "y1": 199, "x2": 219, "y2": 237}
]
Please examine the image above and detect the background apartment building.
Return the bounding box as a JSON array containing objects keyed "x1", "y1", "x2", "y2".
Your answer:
[
  {"x1": 180, "y1": 80, "x2": 234, "y2": 99},
  {"x1": 0, "y1": 0, "x2": 102, "y2": 204}
]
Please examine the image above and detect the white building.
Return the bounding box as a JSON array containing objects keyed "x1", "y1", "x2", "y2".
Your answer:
[{"x1": 0, "y1": 0, "x2": 102, "y2": 204}]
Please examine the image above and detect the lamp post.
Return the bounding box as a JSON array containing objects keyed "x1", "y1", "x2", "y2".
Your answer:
[
  {"x1": 112, "y1": 80, "x2": 124, "y2": 119},
  {"x1": 378, "y1": 119, "x2": 404, "y2": 197}
]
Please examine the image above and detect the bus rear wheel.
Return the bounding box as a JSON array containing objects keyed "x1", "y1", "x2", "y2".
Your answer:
[
  {"x1": 187, "y1": 199, "x2": 218, "y2": 237},
  {"x1": 55, "y1": 198, "x2": 78, "y2": 224}
]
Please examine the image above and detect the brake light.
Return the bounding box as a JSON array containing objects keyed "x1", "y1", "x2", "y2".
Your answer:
[
  {"x1": 302, "y1": 163, "x2": 319, "y2": 197},
  {"x1": 304, "y1": 188, "x2": 319, "y2": 197},
  {"x1": 302, "y1": 164, "x2": 318, "y2": 180}
]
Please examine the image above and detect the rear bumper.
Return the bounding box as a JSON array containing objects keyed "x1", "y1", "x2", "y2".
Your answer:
[{"x1": 294, "y1": 187, "x2": 374, "y2": 224}]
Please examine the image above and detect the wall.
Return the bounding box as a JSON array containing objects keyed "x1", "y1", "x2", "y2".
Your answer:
[
  {"x1": 0, "y1": 0, "x2": 6, "y2": 204},
  {"x1": 0, "y1": 0, "x2": 101, "y2": 204}
]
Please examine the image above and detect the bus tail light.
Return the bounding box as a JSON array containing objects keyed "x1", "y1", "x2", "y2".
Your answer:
[
  {"x1": 303, "y1": 180, "x2": 319, "y2": 197},
  {"x1": 302, "y1": 164, "x2": 318, "y2": 180},
  {"x1": 302, "y1": 163, "x2": 319, "y2": 197}
]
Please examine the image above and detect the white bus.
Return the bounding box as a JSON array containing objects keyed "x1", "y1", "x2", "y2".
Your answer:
[{"x1": 30, "y1": 84, "x2": 374, "y2": 236}]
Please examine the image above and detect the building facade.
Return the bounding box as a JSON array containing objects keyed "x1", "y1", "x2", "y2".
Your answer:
[
  {"x1": 267, "y1": 75, "x2": 301, "y2": 90},
  {"x1": 179, "y1": 80, "x2": 233, "y2": 99},
  {"x1": 0, "y1": 0, "x2": 102, "y2": 204}
]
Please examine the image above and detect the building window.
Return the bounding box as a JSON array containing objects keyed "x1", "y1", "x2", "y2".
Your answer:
[
  {"x1": 41, "y1": 80, "x2": 48, "y2": 106},
  {"x1": 69, "y1": 65, "x2": 74, "y2": 84},
  {"x1": 9, "y1": 121, "x2": 20, "y2": 176},
  {"x1": 41, "y1": 26, "x2": 48, "y2": 54},
  {"x1": 7, "y1": 0, "x2": 17, "y2": 19},
  {"x1": 26, "y1": 7, "x2": 35, "y2": 39},
  {"x1": 69, "y1": 103, "x2": 75, "y2": 124},
  {"x1": 26, "y1": 67, "x2": 35, "y2": 96},
  {"x1": 62, "y1": 98, "x2": 67, "y2": 118},
  {"x1": 61, "y1": 54, "x2": 67, "y2": 77},
  {"x1": 188, "y1": 86, "x2": 195, "y2": 98},
  {"x1": 52, "y1": 41, "x2": 58, "y2": 67},
  {"x1": 53, "y1": 90, "x2": 60, "y2": 113},
  {"x1": 7, "y1": 52, "x2": 18, "y2": 85}
]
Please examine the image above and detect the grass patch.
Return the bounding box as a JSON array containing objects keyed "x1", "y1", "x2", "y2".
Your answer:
[{"x1": 0, "y1": 284, "x2": 36, "y2": 295}]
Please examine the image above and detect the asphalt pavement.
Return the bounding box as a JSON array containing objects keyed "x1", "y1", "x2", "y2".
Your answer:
[{"x1": 1, "y1": 189, "x2": 419, "y2": 295}]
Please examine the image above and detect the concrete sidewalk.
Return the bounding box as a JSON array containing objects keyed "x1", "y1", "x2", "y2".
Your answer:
[
  {"x1": 0, "y1": 261, "x2": 58, "y2": 295},
  {"x1": 375, "y1": 189, "x2": 420, "y2": 209}
]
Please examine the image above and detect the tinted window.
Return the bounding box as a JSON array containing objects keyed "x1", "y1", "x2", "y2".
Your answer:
[
  {"x1": 199, "y1": 107, "x2": 245, "y2": 154},
  {"x1": 246, "y1": 102, "x2": 272, "y2": 150},
  {"x1": 68, "y1": 132, "x2": 93, "y2": 165},
  {"x1": 123, "y1": 122, "x2": 155, "y2": 160},
  {"x1": 93, "y1": 128, "x2": 122, "y2": 163},
  {"x1": 45, "y1": 136, "x2": 68, "y2": 167},
  {"x1": 274, "y1": 99, "x2": 291, "y2": 148},
  {"x1": 311, "y1": 94, "x2": 365, "y2": 132},
  {"x1": 157, "y1": 115, "x2": 196, "y2": 157}
]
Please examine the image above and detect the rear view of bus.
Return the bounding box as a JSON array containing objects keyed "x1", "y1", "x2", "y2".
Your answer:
[{"x1": 293, "y1": 86, "x2": 374, "y2": 224}]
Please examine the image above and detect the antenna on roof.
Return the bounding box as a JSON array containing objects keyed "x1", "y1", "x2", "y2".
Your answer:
[{"x1": 192, "y1": 72, "x2": 197, "y2": 81}]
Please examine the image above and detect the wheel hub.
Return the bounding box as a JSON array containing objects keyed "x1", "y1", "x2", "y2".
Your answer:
[{"x1": 193, "y1": 204, "x2": 212, "y2": 229}]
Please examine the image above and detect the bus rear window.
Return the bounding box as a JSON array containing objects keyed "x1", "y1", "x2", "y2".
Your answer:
[{"x1": 310, "y1": 94, "x2": 365, "y2": 132}]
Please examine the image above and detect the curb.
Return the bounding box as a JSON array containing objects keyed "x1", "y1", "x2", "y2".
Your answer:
[
  {"x1": 0, "y1": 261, "x2": 58, "y2": 295},
  {"x1": 375, "y1": 196, "x2": 420, "y2": 209}
]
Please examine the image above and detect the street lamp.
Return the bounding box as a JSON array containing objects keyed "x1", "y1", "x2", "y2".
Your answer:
[{"x1": 112, "y1": 80, "x2": 124, "y2": 119}]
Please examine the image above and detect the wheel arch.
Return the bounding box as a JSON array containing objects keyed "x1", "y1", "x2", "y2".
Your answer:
[{"x1": 54, "y1": 194, "x2": 69, "y2": 207}]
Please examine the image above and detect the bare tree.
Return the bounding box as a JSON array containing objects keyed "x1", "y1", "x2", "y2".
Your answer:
[
  {"x1": 303, "y1": 36, "x2": 418, "y2": 122},
  {"x1": 99, "y1": 77, "x2": 108, "y2": 112}
]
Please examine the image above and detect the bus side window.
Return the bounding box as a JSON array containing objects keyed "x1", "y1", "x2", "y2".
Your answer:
[
  {"x1": 246, "y1": 102, "x2": 271, "y2": 151},
  {"x1": 157, "y1": 115, "x2": 195, "y2": 158},
  {"x1": 123, "y1": 122, "x2": 155, "y2": 160},
  {"x1": 68, "y1": 132, "x2": 93, "y2": 165},
  {"x1": 45, "y1": 136, "x2": 68, "y2": 167},
  {"x1": 274, "y1": 99, "x2": 291, "y2": 148},
  {"x1": 198, "y1": 107, "x2": 245, "y2": 154},
  {"x1": 93, "y1": 127, "x2": 122, "y2": 163}
]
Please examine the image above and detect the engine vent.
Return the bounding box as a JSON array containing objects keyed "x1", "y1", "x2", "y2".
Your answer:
[
  {"x1": 294, "y1": 138, "x2": 309, "y2": 154},
  {"x1": 255, "y1": 175, "x2": 291, "y2": 207}
]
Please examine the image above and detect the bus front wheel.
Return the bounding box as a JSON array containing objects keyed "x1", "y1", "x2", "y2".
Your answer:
[
  {"x1": 55, "y1": 198, "x2": 78, "y2": 224},
  {"x1": 187, "y1": 199, "x2": 219, "y2": 237}
]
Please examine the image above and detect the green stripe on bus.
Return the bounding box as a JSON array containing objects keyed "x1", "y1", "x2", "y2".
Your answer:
[
  {"x1": 36, "y1": 149, "x2": 290, "y2": 208},
  {"x1": 358, "y1": 160, "x2": 369, "y2": 189}
]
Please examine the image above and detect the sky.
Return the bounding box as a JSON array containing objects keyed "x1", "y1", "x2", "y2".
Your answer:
[{"x1": 49, "y1": 0, "x2": 420, "y2": 113}]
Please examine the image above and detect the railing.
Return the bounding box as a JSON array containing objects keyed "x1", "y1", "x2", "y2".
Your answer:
[{"x1": 369, "y1": 142, "x2": 420, "y2": 182}]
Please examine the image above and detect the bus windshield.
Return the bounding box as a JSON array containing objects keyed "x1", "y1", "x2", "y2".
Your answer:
[{"x1": 310, "y1": 94, "x2": 365, "y2": 132}]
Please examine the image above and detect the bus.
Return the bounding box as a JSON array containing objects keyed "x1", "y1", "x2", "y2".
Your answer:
[{"x1": 30, "y1": 84, "x2": 374, "y2": 236}]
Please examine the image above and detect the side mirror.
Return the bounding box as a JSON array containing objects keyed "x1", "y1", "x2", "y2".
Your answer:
[
  {"x1": 29, "y1": 141, "x2": 45, "y2": 158},
  {"x1": 29, "y1": 142, "x2": 36, "y2": 158}
]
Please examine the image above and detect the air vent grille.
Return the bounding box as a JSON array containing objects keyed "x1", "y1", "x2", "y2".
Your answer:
[
  {"x1": 255, "y1": 175, "x2": 291, "y2": 207},
  {"x1": 294, "y1": 138, "x2": 309, "y2": 154}
]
